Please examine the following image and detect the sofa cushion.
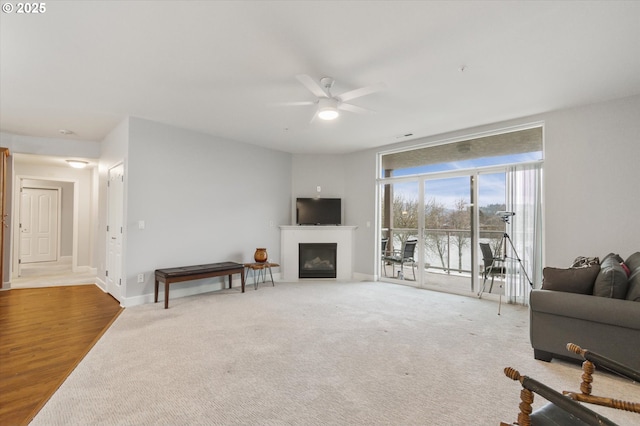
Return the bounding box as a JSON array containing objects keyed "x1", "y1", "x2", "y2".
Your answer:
[
  {"x1": 542, "y1": 265, "x2": 599, "y2": 294},
  {"x1": 627, "y1": 267, "x2": 640, "y2": 302},
  {"x1": 602, "y1": 252, "x2": 624, "y2": 263},
  {"x1": 593, "y1": 256, "x2": 629, "y2": 299},
  {"x1": 626, "y1": 252, "x2": 640, "y2": 271}
]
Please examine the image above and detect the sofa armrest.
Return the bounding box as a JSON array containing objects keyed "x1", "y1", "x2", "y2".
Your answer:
[{"x1": 530, "y1": 289, "x2": 640, "y2": 330}]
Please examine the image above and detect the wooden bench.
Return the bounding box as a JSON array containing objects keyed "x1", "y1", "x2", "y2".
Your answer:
[{"x1": 154, "y1": 262, "x2": 245, "y2": 309}]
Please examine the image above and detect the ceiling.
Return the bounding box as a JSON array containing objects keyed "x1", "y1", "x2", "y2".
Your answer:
[{"x1": 1, "y1": 1, "x2": 639, "y2": 155}]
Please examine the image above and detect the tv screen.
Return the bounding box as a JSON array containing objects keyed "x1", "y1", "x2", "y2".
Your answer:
[{"x1": 296, "y1": 198, "x2": 341, "y2": 225}]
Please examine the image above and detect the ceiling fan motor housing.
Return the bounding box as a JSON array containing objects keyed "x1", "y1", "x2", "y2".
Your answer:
[{"x1": 317, "y1": 97, "x2": 339, "y2": 120}]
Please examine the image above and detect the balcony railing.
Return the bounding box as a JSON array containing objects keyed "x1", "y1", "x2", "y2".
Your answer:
[{"x1": 382, "y1": 227, "x2": 504, "y2": 275}]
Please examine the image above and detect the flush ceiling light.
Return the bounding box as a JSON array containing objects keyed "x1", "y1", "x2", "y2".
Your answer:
[
  {"x1": 66, "y1": 160, "x2": 88, "y2": 169},
  {"x1": 317, "y1": 98, "x2": 339, "y2": 120}
]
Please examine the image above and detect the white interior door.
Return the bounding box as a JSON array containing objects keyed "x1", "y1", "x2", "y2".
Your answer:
[
  {"x1": 20, "y1": 187, "x2": 59, "y2": 264},
  {"x1": 107, "y1": 164, "x2": 124, "y2": 298}
]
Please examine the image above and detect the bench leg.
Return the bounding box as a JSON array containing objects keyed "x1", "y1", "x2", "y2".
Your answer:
[
  {"x1": 241, "y1": 269, "x2": 245, "y2": 293},
  {"x1": 154, "y1": 278, "x2": 159, "y2": 303},
  {"x1": 164, "y1": 281, "x2": 170, "y2": 309},
  {"x1": 228, "y1": 273, "x2": 232, "y2": 289}
]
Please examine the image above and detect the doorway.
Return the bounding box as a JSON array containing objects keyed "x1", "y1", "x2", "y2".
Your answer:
[{"x1": 11, "y1": 174, "x2": 92, "y2": 288}]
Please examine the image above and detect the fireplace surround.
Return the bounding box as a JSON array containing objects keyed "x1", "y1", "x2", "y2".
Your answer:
[{"x1": 280, "y1": 226, "x2": 357, "y2": 281}]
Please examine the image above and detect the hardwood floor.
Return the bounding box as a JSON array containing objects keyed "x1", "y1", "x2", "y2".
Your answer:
[{"x1": 0, "y1": 285, "x2": 123, "y2": 425}]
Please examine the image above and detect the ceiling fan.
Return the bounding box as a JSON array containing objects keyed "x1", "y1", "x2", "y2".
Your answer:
[{"x1": 274, "y1": 74, "x2": 385, "y2": 121}]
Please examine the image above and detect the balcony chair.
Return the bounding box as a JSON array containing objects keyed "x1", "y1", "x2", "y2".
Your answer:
[
  {"x1": 380, "y1": 237, "x2": 389, "y2": 276},
  {"x1": 382, "y1": 239, "x2": 417, "y2": 280},
  {"x1": 479, "y1": 242, "x2": 506, "y2": 293}
]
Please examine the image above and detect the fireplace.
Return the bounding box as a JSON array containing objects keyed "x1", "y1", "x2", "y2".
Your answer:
[
  {"x1": 280, "y1": 226, "x2": 356, "y2": 281},
  {"x1": 299, "y1": 243, "x2": 337, "y2": 279}
]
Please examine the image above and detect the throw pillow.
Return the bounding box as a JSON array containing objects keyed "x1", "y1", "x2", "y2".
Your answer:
[
  {"x1": 626, "y1": 267, "x2": 640, "y2": 302},
  {"x1": 593, "y1": 256, "x2": 629, "y2": 299},
  {"x1": 621, "y1": 262, "x2": 631, "y2": 277},
  {"x1": 542, "y1": 265, "x2": 600, "y2": 294},
  {"x1": 625, "y1": 252, "x2": 640, "y2": 271},
  {"x1": 602, "y1": 252, "x2": 624, "y2": 264},
  {"x1": 570, "y1": 256, "x2": 599, "y2": 268}
]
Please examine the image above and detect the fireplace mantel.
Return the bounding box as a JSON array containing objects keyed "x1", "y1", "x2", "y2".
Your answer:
[{"x1": 280, "y1": 226, "x2": 357, "y2": 281}]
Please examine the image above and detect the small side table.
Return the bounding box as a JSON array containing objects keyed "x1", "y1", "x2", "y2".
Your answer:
[{"x1": 244, "y1": 262, "x2": 279, "y2": 290}]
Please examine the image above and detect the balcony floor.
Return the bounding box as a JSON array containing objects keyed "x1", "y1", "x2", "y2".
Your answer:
[{"x1": 381, "y1": 264, "x2": 505, "y2": 296}]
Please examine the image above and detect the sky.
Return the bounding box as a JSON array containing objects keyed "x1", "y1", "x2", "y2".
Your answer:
[{"x1": 385, "y1": 152, "x2": 542, "y2": 208}]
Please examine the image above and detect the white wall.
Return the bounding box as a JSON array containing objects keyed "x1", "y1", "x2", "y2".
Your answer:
[
  {"x1": 543, "y1": 95, "x2": 640, "y2": 265},
  {"x1": 298, "y1": 94, "x2": 640, "y2": 280},
  {"x1": 291, "y1": 154, "x2": 346, "y2": 225},
  {"x1": 118, "y1": 117, "x2": 292, "y2": 304},
  {"x1": 343, "y1": 149, "x2": 378, "y2": 278}
]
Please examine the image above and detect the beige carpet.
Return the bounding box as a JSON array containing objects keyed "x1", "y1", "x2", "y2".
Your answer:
[{"x1": 31, "y1": 281, "x2": 639, "y2": 425}]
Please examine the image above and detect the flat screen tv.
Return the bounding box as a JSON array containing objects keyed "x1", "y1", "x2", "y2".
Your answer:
[{"x1": 296, "y1": 198, "x2": 341, "y2": 225}]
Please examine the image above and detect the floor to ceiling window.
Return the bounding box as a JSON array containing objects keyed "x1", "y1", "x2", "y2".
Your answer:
[
  {"x1": 423, "y1": 175, "x2": 472, "y2": 291},
  {"x1": 378, "y1": 125, "x2": 543, "y2": 304}
]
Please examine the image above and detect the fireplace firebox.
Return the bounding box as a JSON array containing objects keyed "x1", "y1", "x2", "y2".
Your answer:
[{"x1": 298, "y1": 243, "x2": 337, "y2": 279}]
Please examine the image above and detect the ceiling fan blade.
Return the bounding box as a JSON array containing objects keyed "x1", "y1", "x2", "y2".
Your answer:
[
  {"x1": 338, "y1": 103, "x2": 374, "y2": 114},
  {"x1": 337, "y1": 82, "x2": 386, "y2": 102},
  {"x1": 268, "y1": 101, "x2": 316, "y2": 107},
  {"x1": 296, "y1": 74, "x2": 329, "y2": 98}
]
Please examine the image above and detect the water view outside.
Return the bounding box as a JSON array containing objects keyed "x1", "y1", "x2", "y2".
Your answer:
[{"x1": 383, "y1": 173, "x2": 506, "y2": 277}]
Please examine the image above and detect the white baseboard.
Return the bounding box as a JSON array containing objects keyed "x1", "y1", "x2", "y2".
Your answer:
[
  {"x1": 94, "y1": 276, "x2": 107, "y2": 292},
  {"x1": 113, "y1": 269, "x2": 414, "y2": 308},
  {"x1": 121, "y1": 279, "x2": 237, "y2": 308},
  {"x1": 74, "y1": 265, "x2": 97, "y2": 274},
  {"x1": 353, "y1": 272, "x2": 375, "y2": 282}
]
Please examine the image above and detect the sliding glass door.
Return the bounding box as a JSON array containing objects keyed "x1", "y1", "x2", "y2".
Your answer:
[
  {"x1": 380, "y1": 171, "x2": 508, "y2": 296},
  {"x1": 380, "y1": 180, "x2": 419, "y2": 280},
  {"x1": 477, "y1": 172, "x2": 507, "y2": 296},
  {"x1": 423, "y1": 175, "x2": 472, "y2": 293}
]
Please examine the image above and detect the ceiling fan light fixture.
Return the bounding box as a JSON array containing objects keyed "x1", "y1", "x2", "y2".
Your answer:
[{"x1": 317, "y1": 98, "x2": 339, "y2": 120}]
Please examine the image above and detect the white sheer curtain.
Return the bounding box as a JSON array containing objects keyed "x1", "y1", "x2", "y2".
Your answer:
[{"x1": 505, "y1": 163, "x2": 543, "y2": 305}]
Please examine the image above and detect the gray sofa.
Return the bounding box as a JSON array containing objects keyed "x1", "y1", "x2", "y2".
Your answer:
[{"x1": 530, "y1": 252, "x2": 640, "y2": 371}]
